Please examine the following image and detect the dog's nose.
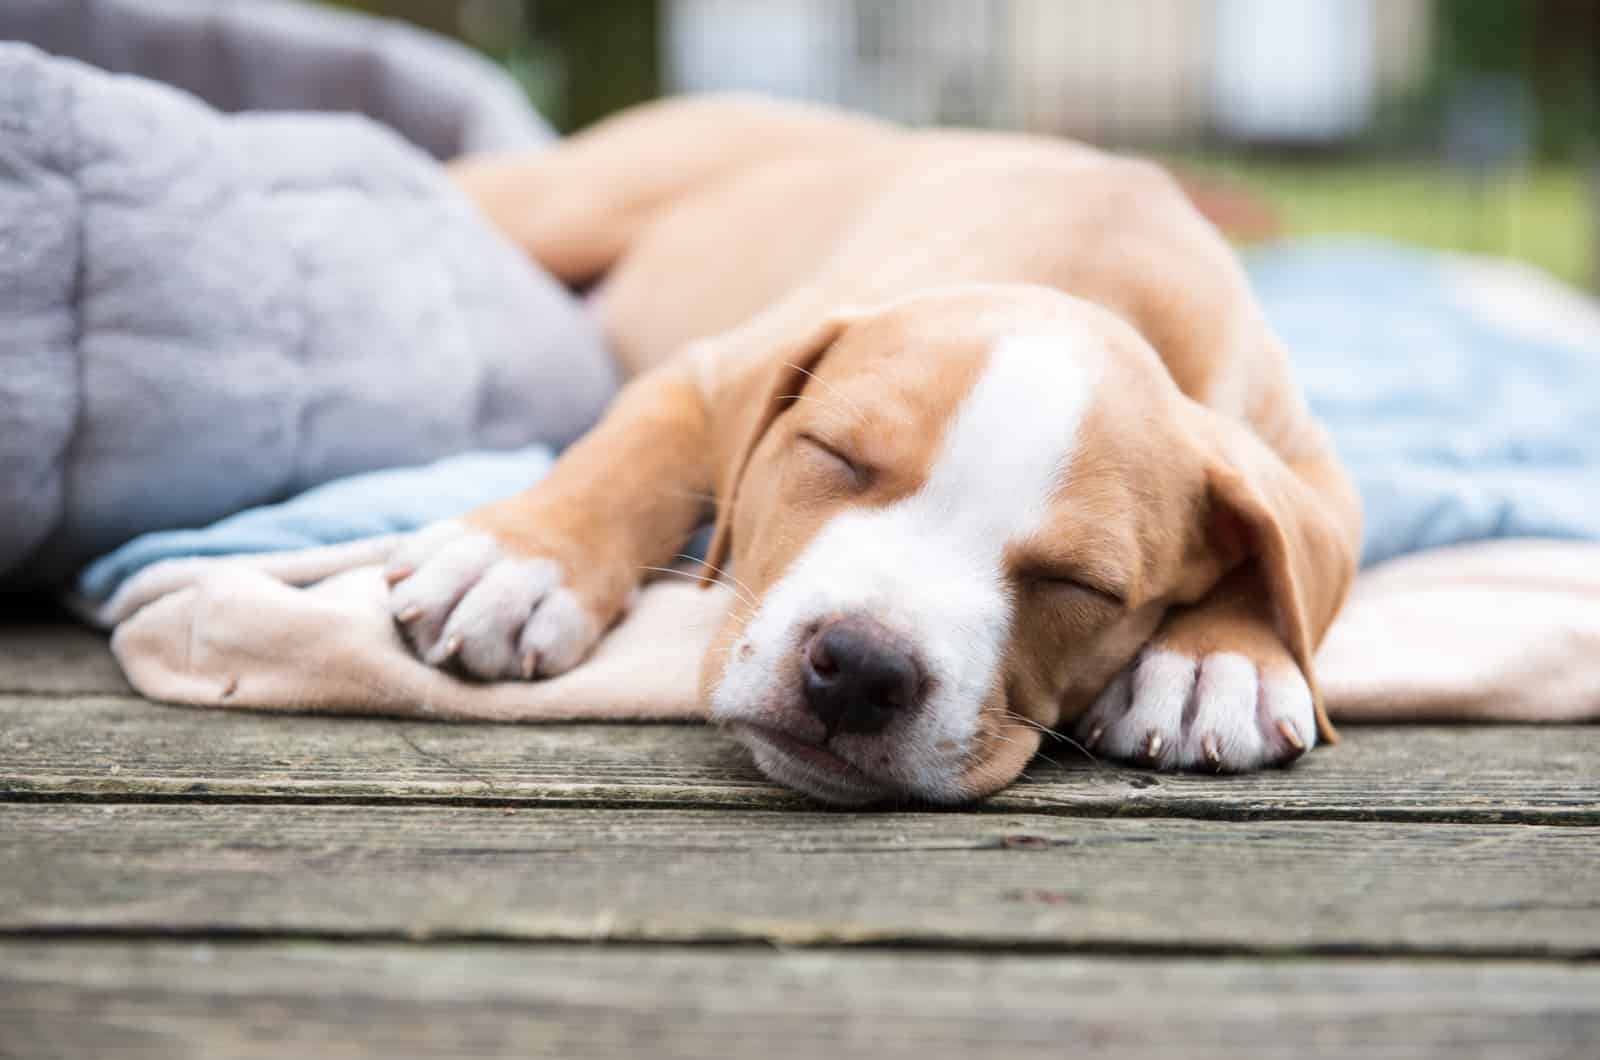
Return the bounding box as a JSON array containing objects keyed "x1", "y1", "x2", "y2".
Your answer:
[{"x1": 802, "y1": 618, "x2": 923, "y2": 735}]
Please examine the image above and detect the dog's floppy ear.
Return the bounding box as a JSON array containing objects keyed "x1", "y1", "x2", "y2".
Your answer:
[
  {"x1": 700, "y1": 312, "x2": 855, "y2": 577},
  {"x1": 1186, "y1": 406, "x2": 1361, "y2": 743}
]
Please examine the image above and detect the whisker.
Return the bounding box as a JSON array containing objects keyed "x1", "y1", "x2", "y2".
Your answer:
[
  {"x1": 676, "y1": 553, "x2": 761, "y2": 606},
  {"x1": 773, "y1": 393, "x2": 851, "y2": 417},
  {"x1": 1003, "y1": 710, "x2": 1102, "y2": 767},
  {"x1": 639, "y1": 566, "x2": 756, "y2": 611},
  {"x1": 782, "y1": 361, "x2": 911, "y2": 426},
  {"x1": 981, "y1": 727, "x2": 1074, "y2": 775},
  {"x1": 1049, "y1": 733, "x2": 1101, "y2": 766},
  {"x1": 705, "y1": 596, "x2": 759, "y2": 638},
  {"x1": 955, "y1": 742, "x2": 1047, "y2": 789},
  {"x1": 638, "y1": 565, "x2": 757, "y2": 610},
  {"x1": 782, "y1": 362, "x2": 867, "y2": 419}
]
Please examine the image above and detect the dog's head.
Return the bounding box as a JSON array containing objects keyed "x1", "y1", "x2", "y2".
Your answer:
[{"x1": 699, "y1": 285, "x2": 1337, "y2": 804}]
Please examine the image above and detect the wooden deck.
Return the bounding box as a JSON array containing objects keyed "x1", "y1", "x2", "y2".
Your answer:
[{"x1": 2, "y1": 614, "x2": 1597, "y2": 1058}]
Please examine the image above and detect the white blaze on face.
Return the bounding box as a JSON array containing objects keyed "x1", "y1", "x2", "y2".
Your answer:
[{"x1": 712, "y1": 332, "x2": 1102, "y2": 799}]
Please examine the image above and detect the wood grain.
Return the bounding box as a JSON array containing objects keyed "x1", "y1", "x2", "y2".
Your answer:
[
  {"x1": 3, "y1": 804, "x2": 1596, "y2": 955},
  {"x1": 4, "y1": 942, "x2": 1597, "y2": 1060},
  {"x1": 0, "y1": 627, "x2": 128, "y2": 696},
  {"x1": 2, "y1": 623, "x2": 1595, "y2": 1057},
  {"x1": 4, "y1": 694, "x2": 1597, "y2": 822}
]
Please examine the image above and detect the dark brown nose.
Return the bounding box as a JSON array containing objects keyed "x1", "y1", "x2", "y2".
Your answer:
[{"x1": 802, "y1": 618, "x2": 923, "y2": 736}]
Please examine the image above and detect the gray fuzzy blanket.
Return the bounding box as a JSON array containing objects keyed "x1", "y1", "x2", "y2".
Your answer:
[{"x1": 0, "y1": 0, "x2": 616, "y2": 585}]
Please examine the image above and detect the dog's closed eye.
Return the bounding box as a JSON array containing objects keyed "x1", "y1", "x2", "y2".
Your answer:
[
  {"x1": 798, "y1": 433, "x2": 872, "y2": 488},
  {"x1": 1024, "y1": 570, "x2": 1127, "y2": 610}
]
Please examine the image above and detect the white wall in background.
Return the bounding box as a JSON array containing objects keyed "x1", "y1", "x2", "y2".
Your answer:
[
  {"x1": 1007, "y1": 0, "x2": 1213, "y2": 141},
  {"x1": 1212, "y1": 0, "x2": 1376, "y2": 144},
  {"x1": 664, "y1": 0, "x2": 850, "y2": 103},
  {"x1": 664, "y1": 0, "x2": 1005, "y2": 126},
  {"x1": 665, "y1": 0, "x2": 1431, "y2": 143}
]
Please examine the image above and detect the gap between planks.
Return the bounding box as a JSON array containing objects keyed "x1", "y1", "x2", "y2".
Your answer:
[
  {"x1": 4, "y1": 924, "x2": 1599, "y2": 964},
  {"x1": 3, "y1": 693, "x2": 1598, "y2": 823}
]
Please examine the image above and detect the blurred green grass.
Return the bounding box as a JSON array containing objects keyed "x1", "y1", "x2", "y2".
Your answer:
[{"x1": 1176, "y1": 157, "x2": 1593, "y2": 287}]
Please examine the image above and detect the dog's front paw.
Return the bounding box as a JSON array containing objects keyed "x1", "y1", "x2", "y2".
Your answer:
[
  {"x1": 385, "y1": 521, "x2": 603, "y2": 681},
  {"x1": 1075, "y1": 644, "x2": 1315, "y2": 772}
]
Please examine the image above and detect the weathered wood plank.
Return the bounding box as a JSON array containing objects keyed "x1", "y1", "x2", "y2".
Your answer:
[
  {"x1": 3, "y1": 693, "x2": 1597, "y2": 822},
  {"x1": 0, "y1": 627, "x2": 128, "y2": 696},
  {"x1": 0, "y1": 693, "x2": 786, "y2": 805},
  {"x1": 4, "y1": 942, "x2": 1597, "y2": 1060},
  {"x1": 3, "y1": 804, "x2": 1596, "y2": 955}
]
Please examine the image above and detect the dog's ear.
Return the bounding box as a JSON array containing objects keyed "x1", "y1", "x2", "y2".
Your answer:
[
  {"x1": 1183, "y1": 406, "x2": 1361, "y2": 742},
  {"x1": 700, "y1": 312, "x2": 855, "y2": 577}
]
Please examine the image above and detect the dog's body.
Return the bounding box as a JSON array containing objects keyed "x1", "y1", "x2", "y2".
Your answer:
[{"x1": 387, "y1": 96, "x2": 1361, "y2": 804}]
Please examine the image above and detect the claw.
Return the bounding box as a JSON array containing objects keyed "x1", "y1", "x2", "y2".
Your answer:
[
  {"x1": 395, "y1": 605, "x2": 423, "y2": 625},
  {"x1": 521, "y1": 650, "x2": 539, "y2": 680},
  {"x1": 443, "y1": 635, "x2": 463, "y2": 661},
  {"x1": 1139, "y1": 730, "x2": 1165, "y2": 765},
  {"x1": 1084, "y1": 723, "x2": 1106, "y2": 751},
  {"x1": 384, "y1": 566, "x2": 414, "y2": 586},
  {"x1": 1201, "y1": 733, "x2": 1222, "y2": 770},
  {"x1": 1277, "y1": 718, "x2": 1306, "y2": 756}
]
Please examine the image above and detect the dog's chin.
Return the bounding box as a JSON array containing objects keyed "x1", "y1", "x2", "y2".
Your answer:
[{"x1": 730, "y1": 723, "x2": 901, "y2": 806}]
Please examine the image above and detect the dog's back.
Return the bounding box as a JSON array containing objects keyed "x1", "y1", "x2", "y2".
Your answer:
[{"x1": 458, "y1": 96, "x2": 1296, "y2": 447}]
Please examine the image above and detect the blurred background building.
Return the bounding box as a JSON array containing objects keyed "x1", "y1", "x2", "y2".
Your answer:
[{"x1": 329, "y1": 0, "x2": 1598, "y2": 289}]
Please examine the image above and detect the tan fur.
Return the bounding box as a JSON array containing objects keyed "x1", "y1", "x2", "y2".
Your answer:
[{"x1": 442, "y1": 95, "x2": 1362, "y2": 797}]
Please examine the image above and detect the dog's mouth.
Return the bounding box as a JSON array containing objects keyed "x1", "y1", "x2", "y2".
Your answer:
[{"x1": 730, "y1": 723, "x2": 898, "y2": 805}]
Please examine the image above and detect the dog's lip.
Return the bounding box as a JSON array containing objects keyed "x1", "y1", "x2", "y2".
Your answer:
[{"x1": 731, "y1": 723, "x2": 896, "y2": 805}]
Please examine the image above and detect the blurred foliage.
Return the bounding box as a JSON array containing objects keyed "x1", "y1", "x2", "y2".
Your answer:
[
  {"x1": 320, "y1": 0, "x2": 658, "y2": 131},
  {"x1": 1430, "y1": 0, "x2": 1598, "y2": 161},
  {"x1": 526, "y1": 0, "x2": 660, "y2": 132}
]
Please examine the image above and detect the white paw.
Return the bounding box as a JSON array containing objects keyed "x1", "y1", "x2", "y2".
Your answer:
[
  {"x1": 385, "y1": 521, "x2": 600, "y2": 681},
  {"x1": 1075, "y1": 649, "x2": 1316, "y2": 771}
]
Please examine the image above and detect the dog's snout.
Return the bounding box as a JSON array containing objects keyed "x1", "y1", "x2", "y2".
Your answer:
[{"x1": 801, "y1": 618, "x2": 923, "y2": 735}]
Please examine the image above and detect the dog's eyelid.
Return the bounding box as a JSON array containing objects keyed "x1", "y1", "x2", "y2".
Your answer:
[
  {"x1": 1028, "y1": 568, "x2": 1127, "y2": 607},
  {"x1": 797, "y1": 432, "x2": 871, "y2": 485}
]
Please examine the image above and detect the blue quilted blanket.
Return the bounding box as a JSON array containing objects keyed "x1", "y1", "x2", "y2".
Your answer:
[{"x1": 1257, "y1": 242, "x2": 1600, "y2": 565}]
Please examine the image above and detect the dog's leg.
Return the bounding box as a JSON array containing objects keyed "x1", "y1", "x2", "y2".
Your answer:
[
  {"x1": 385, "y1": 362, "x2": 715, "y2": 681},
  {"x1": 450, "y1": 95, "x2": 890, "y2": 285}
]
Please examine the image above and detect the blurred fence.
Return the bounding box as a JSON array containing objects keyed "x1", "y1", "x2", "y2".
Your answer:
[{"x1": 338, "y1": 0, "x2": 1597, "y2": 288}]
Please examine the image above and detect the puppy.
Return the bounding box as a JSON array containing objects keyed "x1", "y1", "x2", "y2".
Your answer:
[{"x1": 386, "y1": 96, "x2": 1361, "y2": 804}]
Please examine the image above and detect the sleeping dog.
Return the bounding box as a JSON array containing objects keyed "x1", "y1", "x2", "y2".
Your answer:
[{"x1": 386, "y1": 96, "x2": 1362, "y2": 805}]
